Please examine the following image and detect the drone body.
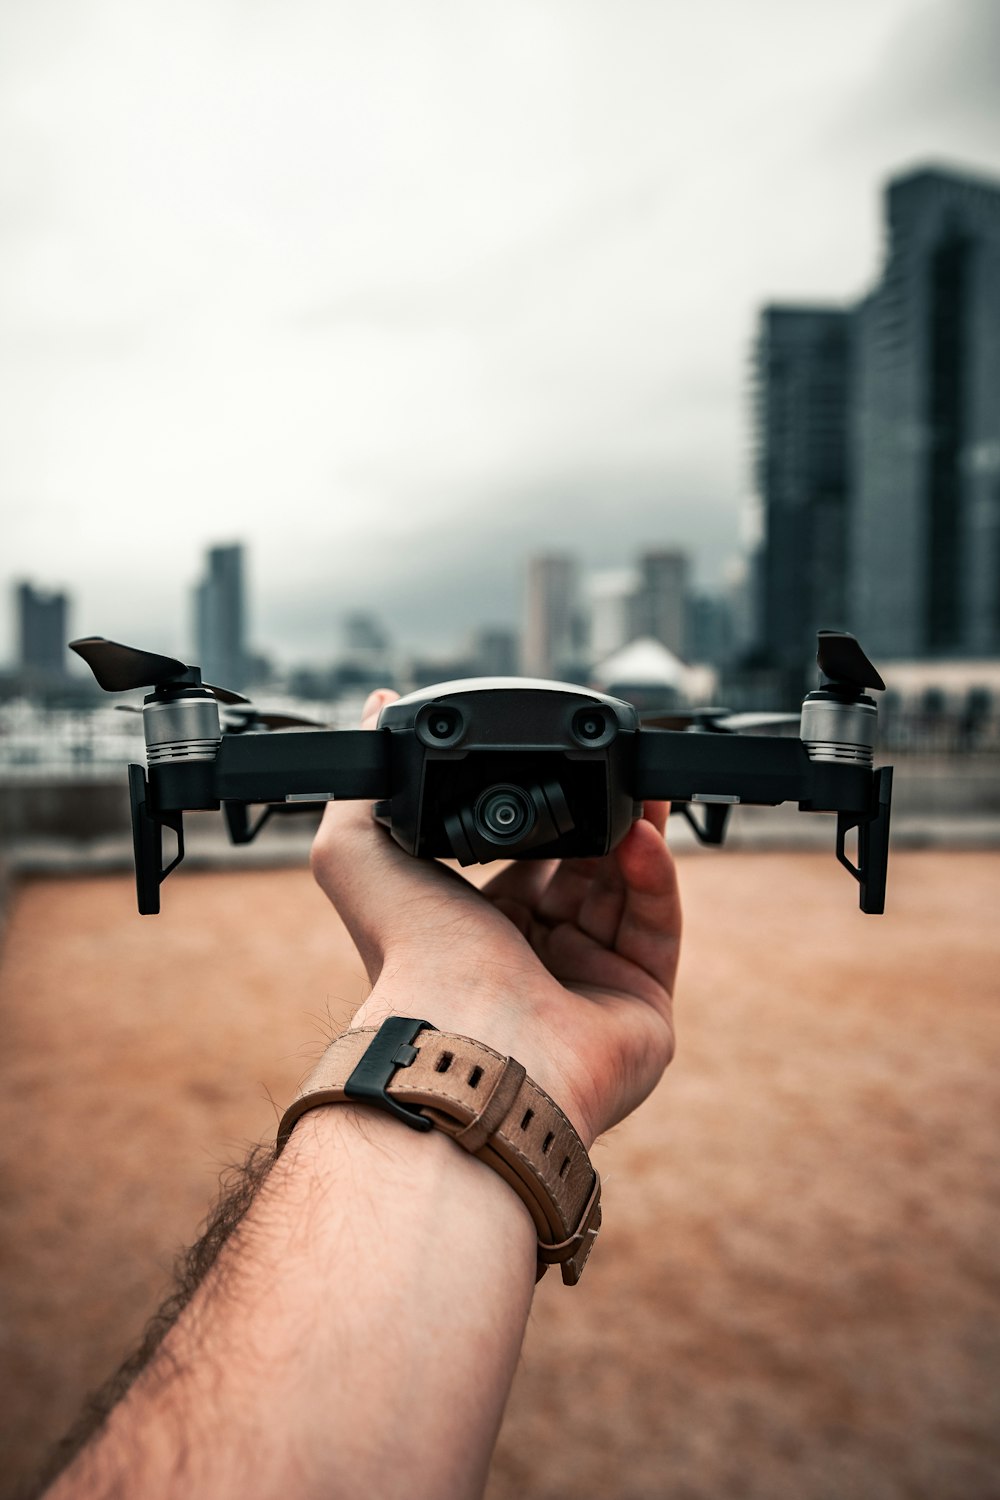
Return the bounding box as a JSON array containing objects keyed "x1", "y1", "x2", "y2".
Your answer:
[{"x1": 70, "y1": 632, "x2": 893, "y2": 917}]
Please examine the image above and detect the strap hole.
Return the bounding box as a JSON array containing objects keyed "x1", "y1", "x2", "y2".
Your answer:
[
  {"x1": 520, "y1": 1109, "x2": 534, "y2": 1130},
  {"x1": 468, "y1": 1065, "x2": 483, "y2": 1088},
  {"x1": 542, "y1": 1132, "x2": 554, "y2": 1154},
  {"x1": 435, "y1": 1051, "x2": 453, "y2": 1073},
  {"x1": 559, "y1": 1156, "x2": 570, "y2": 1177}
]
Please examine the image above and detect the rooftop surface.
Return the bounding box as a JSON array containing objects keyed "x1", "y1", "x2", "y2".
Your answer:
[{"x1": 1, "y1": 849, "x2": 997, "y2": 1499}]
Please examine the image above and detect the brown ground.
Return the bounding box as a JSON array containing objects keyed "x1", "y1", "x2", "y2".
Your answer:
[{"x1": 0, "y1": 849, "x2": 998, "y2": 1500}]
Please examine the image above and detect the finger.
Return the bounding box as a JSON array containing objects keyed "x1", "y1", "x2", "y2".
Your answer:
[
  {"x1": 314, "y1": 689, "x2": 398, "y2": 844},
  {"x1": 310, "y1": 688, "x2": 483, "y2": 973},
  {"x1": 550, "y1": 802, "x2": 669, "y2": 945},
  {"x1": 361, "y1": 688, "x2": 394, "y2": 729},
  {"x1": 611, "y1": 817, "x2": 683, "y2": 995},
  {"x1": 643, "y1": 799, "x2": 670, "y2": 837},
  {"x1": 480, "y1": 858, "x2": 559, "y2": 909},
  {"x1": 572, "y1": 852, "x2": 628, "y2": 948},
  {"x1": 530, "y1": 848, "x2": 627, "y2": 946},
  {"x1": 540, "y1": 803, "x2": 668, "y2": 932}
]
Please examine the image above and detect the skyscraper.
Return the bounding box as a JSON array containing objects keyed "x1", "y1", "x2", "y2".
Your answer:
[
  {"x1": 16, "y1": 581, "x2": 69, "y2": 679},
  {"x1": 194, "y1": 544, "x2": 248, "y2": 689},
  {"x1": 522, "y1": 555, "x2": 578, "y2": 679},
  {"x1": 628, "y1": 549, "x2": 690, "y2": 657},
  {"x1": 851, "y1": 166, "x2": 1000, "y2": 658},
  {"x1": 471, "y1": 627, "x2": 519, "y2": 677},
  {"x1": 753, "y1": 305, "x2": 853, "y2": 680}
]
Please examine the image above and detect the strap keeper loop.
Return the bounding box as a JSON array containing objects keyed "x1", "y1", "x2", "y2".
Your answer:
[
  {"x1": 536, "y1": 1170, "x2": 602, "y2": 1284},
  {"x1": 451, "y1": 1057, "x2": 527, "y2": 1155}
]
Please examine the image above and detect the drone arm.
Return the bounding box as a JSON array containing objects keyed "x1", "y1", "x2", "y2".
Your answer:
[
  {"x1": 212, "y1": 729, "x2": 392, "y2": 804},
  {"x1": 635, "y1": 730, "x2": 810, "y2": 805}
]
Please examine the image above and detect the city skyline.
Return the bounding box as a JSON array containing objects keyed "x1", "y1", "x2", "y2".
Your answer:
[{"x1": 3, "y1": 1, "x2": 1000, "y2": 665}]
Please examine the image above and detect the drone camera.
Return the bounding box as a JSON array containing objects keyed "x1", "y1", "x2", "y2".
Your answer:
[
  {"x1": 444, "y1": 777, "x2": 576, "y2": 865},
  {"x1": 477, "y1": 784, "x2": 535, "y2": 841},
  {"x1": 374, "y1": 679, "x2": 639, "y2": 865}
]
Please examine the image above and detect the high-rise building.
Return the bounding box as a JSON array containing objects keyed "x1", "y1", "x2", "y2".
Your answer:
[
  {"x1": 753, "y1": 305, "x2": 853, "y2": 681},
  {"x1": 522, "y1": 554, "x2": 578, "y2": 679},
  {"x1": 585, "y1": 568, "x2": 637, "y2": 661},
  {"x1": 628, "y1": 549, "x2": 690, "y2": 657},
  {"x1": 471, "y1": 627, "x2": 520, "y2": 677},
  {"x1": 686, "y1": 590, "x2": 733, "y2": 667},
  {"x1": 16, "y1": 582, "x2": 69, "y2": 679},
  {"x1": 851, "y1": 166, "x2": 1000, "y2": 658},
  {"x1": 194, "y1": 544, "x2": 247, "y2": 689}
]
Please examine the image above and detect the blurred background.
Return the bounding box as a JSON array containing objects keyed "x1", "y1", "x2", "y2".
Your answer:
[{"x1": 1, "y1": 2, "x2": 998, "y2": 1497}]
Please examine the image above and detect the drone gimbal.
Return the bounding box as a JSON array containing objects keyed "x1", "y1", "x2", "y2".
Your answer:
[{"x1": 70, "y1": 630, "x2": 893, "y2": 917}]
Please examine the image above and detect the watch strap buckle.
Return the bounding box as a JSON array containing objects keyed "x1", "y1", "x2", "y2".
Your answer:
[{"x1": 343, "y1": 1016, "x2": 437, "y2": 1132}]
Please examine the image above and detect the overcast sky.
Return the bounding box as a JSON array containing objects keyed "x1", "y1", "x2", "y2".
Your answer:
[{"x1": 3, "y1": 0, "x2": 1000, "y2": 667}]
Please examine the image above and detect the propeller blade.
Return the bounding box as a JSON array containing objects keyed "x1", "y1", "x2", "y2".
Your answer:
[
  {"x1": 114, "y1": 703, "x2": 144, "y2": 715},
  {"x1": 253, "y1": 710, "x2": 327, "y2": 729},
  {"x1": 718, "y1": 711, "x2": 801, "y2": 732},
  {"x1": 640, "y1": 706, "x2": 731, "y2": 730},
  {"x1": 203, "y1": 681, "x2": 251, "y2": 706},
  {"x1": 816, "y1": 631, "x2": 885, "y2": 692},
  {"x1": 225, "y1": 707, "x2": 326, "y2": 729},
  {"x1": 70, "y1": 636, "x2": 189, "y2": 692}
]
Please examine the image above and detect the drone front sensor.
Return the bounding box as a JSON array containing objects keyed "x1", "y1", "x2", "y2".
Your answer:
[{"x1": 70, "y1": 631, "x2": 894, "y2": 918}]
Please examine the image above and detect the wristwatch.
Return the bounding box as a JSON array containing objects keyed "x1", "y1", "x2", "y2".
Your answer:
[{"x1": 275, "y1": 1016, "x2": 602, "y2": 1285}]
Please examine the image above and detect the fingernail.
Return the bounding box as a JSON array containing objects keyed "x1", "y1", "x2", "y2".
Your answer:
[{"x1": 362, "y1": 690, "x2": 383, "y2": 723}]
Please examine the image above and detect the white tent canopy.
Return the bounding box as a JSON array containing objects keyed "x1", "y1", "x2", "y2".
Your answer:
[{"x1": 591, "y1": 638, "x2": 717, "y2": 703}]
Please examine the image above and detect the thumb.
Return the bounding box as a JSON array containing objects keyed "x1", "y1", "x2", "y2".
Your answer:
[
  {"x1": 360, "y1": 687, "x2": 398, "y2": 731},
  {"x1": 310, "y1": 685, "x2": 480, "y2": 980}
]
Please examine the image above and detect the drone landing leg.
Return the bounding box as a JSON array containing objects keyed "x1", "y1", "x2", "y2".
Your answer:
[
  {"x1": 836, "y1": 766, "x2": 893, "y2": 915},
  {"x1": 128, "y1": 764, "x2": 185, "y2": 916},
  {"x1": 223, "y1": 802, "x2": 274, "y2": 845},
  {"x1": 678, "y1": 801, "x2": 732, "y2": 845}
]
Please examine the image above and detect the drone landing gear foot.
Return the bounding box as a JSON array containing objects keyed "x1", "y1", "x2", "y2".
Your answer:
[
  {"x1": 678, "y1": 801, "x2": 732, "y2": 845},
  {"x1": 836, "y1": 766, "x2": 893, "y2": 915},
  {"x1": 129, "y1": 764, "x2": 184, "y2": 916},
  {"x1": 223, "y1": 802, "x2": 275, "y2": 844}
]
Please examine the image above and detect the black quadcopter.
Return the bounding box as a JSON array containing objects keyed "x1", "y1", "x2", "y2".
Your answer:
[{"x1": 70, "y1": 630, "x2": 893, "y2": 917}]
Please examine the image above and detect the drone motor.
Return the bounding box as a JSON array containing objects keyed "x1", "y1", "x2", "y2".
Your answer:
[
  {"x1": 142, "y1": 690, "x2": 223, "y2": 765},
  {"x1": 799, "y1": 629, "x2": 887, "y2": 768}
]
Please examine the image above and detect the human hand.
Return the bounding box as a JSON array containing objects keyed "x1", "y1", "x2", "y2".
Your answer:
[{"x1": 310, "y1": 690, "x2": 682, "y2": 1147}]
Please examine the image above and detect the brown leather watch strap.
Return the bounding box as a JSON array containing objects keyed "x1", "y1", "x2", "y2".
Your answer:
[{"x1": 275, "y1": 1019, "x2": 601, "y2": 1286}]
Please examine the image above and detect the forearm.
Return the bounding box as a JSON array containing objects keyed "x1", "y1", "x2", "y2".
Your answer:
[{"x1": 47, "y1": 1100, "x2": 539, "y2": 1500}]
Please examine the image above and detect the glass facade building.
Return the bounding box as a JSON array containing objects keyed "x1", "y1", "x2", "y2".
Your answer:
[{"x1": 851, "y1": 167, "x2": 1000, "y2": 659}]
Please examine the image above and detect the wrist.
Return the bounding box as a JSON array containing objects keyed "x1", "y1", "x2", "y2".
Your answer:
[
  {"x1": 280, "y1": 1015, "x2": 604, "y2": 1286},
  {"x1": 351, "y1": 968, "x2": 597, "y2": 1147}
]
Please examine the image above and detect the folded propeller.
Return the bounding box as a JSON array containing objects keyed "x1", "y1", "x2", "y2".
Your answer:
[
  {"x1": 816, "y1": 630, "x2": 885, "y2": 693},
  {"x1": 70, "y1": 636, "x2": 250, "y2": 705}
]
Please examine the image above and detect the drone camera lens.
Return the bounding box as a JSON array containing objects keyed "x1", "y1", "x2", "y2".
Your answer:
[{"x1": 475, "y1": 785, "x2": 535, "y2": 843}]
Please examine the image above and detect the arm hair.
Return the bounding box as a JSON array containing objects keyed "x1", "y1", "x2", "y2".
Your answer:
[{"x1": 23, "y1": 1140, "x2": 276, "y2": 1500}]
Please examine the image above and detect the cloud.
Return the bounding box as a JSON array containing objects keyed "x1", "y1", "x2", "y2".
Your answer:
[{"x1": 3, "y1": 0, "x2": 1000, "y2": 664}]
